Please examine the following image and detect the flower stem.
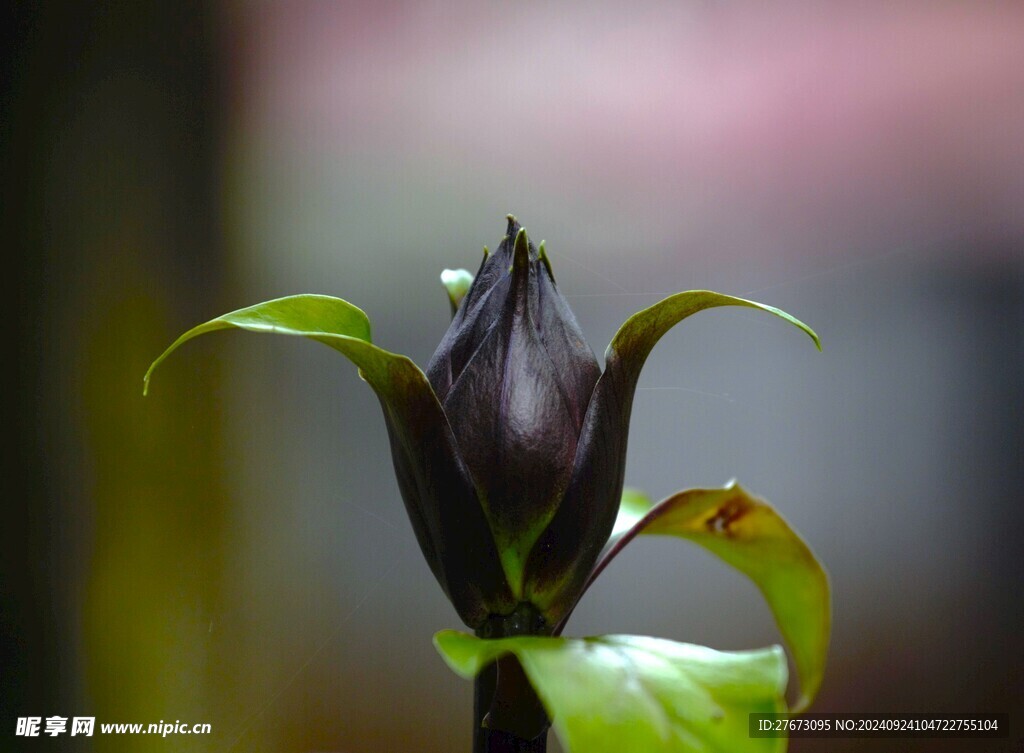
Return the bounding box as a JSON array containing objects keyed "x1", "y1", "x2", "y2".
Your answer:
[
  {"x1": 473, "y1": 662, "x2": 497, "y2": 752},
  {"x1": 473, "y1": 664, "x2": 547, "y2": 753},
  {"x1": 473, "y1": 605, "x2": 550, "y2": 752}
]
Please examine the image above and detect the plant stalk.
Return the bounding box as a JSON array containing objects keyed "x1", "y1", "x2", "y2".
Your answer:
[
  {"x1": 473, "y1": 605, "x2": 550, "y2": 753},
  {"x1": 473, "y1": 664, "x2": 547, "y2": 753}
]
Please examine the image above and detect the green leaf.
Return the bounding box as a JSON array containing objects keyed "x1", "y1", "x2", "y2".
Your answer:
[
  {"x1": 599, "y1": 483, "x2": 830, "y2": 712},
  {"x1": 143, "y1": 294, "x2": 377, "y2": 395},
  {"x1": 609, "y1": 488, "x2": 655, "y2": 540},
  {"x1": 525, "y1": 291, "x2": 819, "y2": 625},
  {"x1": 435, "y1": 630, "x2": 787, "y2": 753},
  {"x1": 143, "y1": 294, "x2": 515, "y2": 627},
  {"x1": 607, "y1": 290, "x2": 821, "y2": 376}
]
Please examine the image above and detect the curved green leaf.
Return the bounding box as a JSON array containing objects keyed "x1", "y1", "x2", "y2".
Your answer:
[
  {"x1": 607, "y1": 290, "x2": 821, "y2": 374},
  {"x1": 144, "y1": 294, "x2": 377, "y2": 395},
  {"x1": 611, "y1": 488, "x2": 654, "y2": 537},
  {"x1": 603, "y1": 488, "x2": 656, "y2": 558},
  {"x1": 525, "y1": 292, "x2": 819, "y2": 625},
  {"x1": 143, "y1": 294, "x2": 515, "y2": 627},
  {"x1": 435, "y1": 630, "x2": 787, "y2": 753},
  {"x1": 596, "y1": 483, "x2": 829, "y2": 712}
]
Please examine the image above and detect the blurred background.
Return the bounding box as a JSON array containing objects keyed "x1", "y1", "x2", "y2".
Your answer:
[{"x1": 4, "y1": 2, "x2": 1022, "y2": 751}]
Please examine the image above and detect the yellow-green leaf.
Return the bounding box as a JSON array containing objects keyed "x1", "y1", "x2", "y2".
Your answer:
[
  {"x1": 611, "y1": 487, "x2": 655, "y2": 538},
  {"x1": 602, "y1": 483, "x2": 830, "y2": 711}
]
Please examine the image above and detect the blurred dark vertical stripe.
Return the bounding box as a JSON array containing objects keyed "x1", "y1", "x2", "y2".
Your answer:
[
  {"x1": 2, "y1": 0, "x2": 50, "y2": 731},
  {"x1": 2, "y1": 1, "x2": 227, "y2": 746}
]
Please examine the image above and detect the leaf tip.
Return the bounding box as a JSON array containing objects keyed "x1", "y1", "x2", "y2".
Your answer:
[
  {"x1": 779, "y1": 309, "x2": 821, "y2": 352},
  {"x1": 431, "y1": 629, "x2": 449, "y2": 652},
  {"x1": 791, "y1": 694, "x2": 812, "y2": 715},
  {"x1": 433, "y1": 630, "x2": 483, "y2": 679},
  {"x1": 142, "y1": 358, "x2": 162, "y2": 396},
  {"x1": 432, "y1": 628, "x2": 467, "y2": 654}
]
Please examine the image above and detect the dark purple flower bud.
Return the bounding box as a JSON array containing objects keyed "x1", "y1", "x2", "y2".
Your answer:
[
  {"x1": 425, "y1": 217, "x2": 602, "y2": 613},
  {"x1": 415, "y1": 218, "x2": 816, "y2": 633}
]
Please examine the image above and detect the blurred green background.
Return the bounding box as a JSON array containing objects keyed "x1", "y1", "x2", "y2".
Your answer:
[{"x1": 4, "y1": 3, "x2": 1022, "y2": 752}]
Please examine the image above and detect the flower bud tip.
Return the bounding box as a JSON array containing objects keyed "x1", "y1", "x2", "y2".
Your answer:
[
  {"x1": 512, "y1": 227, "x2": 531, "y2": 270},
  {"x1": 440, "y1": 268, "x2": 474, "y2": 314},
  {"x1": 538, "y1": 241, "x2": 555, "y2": 282},
  {"x1": 505, "y1": 214, "x2": 521, "y2": 240}
]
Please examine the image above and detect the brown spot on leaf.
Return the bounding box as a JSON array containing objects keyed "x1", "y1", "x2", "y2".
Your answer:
[{"x1": 705, "y1": 496, "x2": 751, "y2": 537}]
